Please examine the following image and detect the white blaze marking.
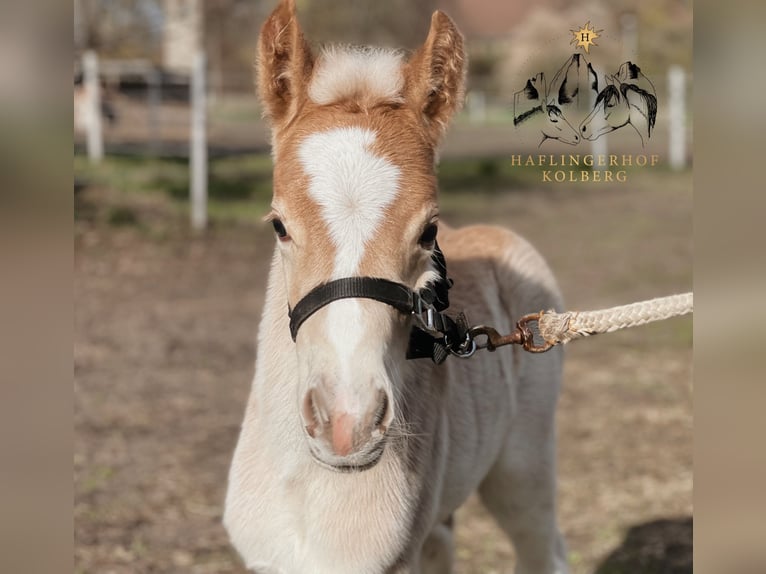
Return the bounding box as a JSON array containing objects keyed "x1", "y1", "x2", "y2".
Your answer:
[
  {"x1": 298, "y1": 127, "x2": 400, "y2": 411},
  {"x1": 298, "y1": 127, "x2": 400, "y2": 277}
]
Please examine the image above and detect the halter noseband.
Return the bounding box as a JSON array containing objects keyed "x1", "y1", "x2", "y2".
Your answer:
[{"x1": 287, "y1": 242, "x2": 474, "y2": 364}]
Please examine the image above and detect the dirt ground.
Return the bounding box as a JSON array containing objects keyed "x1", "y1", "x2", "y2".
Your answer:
[{"x1": 74, "y1": 168, "x2": 692, "y2": 573}]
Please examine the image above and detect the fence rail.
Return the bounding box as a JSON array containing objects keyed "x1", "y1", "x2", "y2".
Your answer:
[{"x1": 75, "y1": 51, "x2": 692, "y2": 230}]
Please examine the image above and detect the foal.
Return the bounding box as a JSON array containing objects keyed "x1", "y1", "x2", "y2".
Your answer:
[{"x1": 225, "y1": 2, "x2": 569, "y2": 573}]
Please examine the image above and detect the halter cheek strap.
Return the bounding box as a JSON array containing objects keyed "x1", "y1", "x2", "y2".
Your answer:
[{"x1": 286, "y1": 242, "x2": 472, "y2": 364}]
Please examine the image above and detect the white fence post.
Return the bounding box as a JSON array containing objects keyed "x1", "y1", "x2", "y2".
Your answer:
[
  {"x1": 82, "y1": 50, "x2": 103, "y2": 163},
  {"x1": 467, "y1": 90, "x2": 487, "y2": 124},
  {"x1": 668, "y1": 65, "x2": 686, "y2": 171},
  {"x1": 148, "y1": 68, "x2": 162, "y2": 155},
  {"x1": 190, "y1": 50, "x2": 208, "y2": 231}
]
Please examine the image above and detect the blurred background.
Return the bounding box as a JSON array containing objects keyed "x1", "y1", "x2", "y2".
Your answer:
[{"x1": 73, "y1": 1, "x2": 692, "y2": 573}]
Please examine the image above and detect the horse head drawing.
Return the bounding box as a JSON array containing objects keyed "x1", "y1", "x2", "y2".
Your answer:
[
  {"x1": 513, "y1": 72, "x2": 580, "y2": 146},
  {"x1": 580, "y1": 61, "x2": 657, "y2": 146}
]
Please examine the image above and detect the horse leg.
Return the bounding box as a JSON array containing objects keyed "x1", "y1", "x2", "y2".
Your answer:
[
  {"x1": 418, "y1": 516, "x2": 455, "y2": 574},
  {"x1": 478, "y1": 356, "x2": 569, "y2": 574},
  {"x1": 479, "y1": 433, "x2": 568, "y2": 574}
]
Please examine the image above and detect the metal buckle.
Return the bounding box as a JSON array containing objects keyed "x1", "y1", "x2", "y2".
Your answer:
[{"x1": 413, "y1": 296, "x2": 438, "y2": 332}]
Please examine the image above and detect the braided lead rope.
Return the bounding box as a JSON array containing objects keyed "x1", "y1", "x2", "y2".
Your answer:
[{"x1": 536, "y1": 292, "x2": 693, "y2": 346}]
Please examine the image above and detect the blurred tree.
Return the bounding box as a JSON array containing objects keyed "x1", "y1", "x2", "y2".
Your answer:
[
  {"x1": 74, "y1": 0, "x2": 690, "y2": 98},
  {"x1": 203, "y1": 0, "x2": 261, "y2": 93},
  {"x1": 201, "y1": 0, "x2": 456, "y2": 92},
  {"x1": 299, "y1": 0, "x2": 448, "y2": 50},
  {"x1": 76, "y1": 0, "x2": 163, "y2": 60}
]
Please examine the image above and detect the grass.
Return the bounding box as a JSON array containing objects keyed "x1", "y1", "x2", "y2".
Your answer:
[
  {"x1": 80, "y1": 465, "x2": 114, "y2": 494},
  {"x1": 74, "y1": 152, "x2": 692, "y2": 235},
  {"x1": 74, "y1": 151, "x2": 692, "y2": 574},
  {"x1": 208, "y1": 97, "x2": 262, "y2": 124},
  {"x1": 454, "y1": 106, "x2": 517, "y2": 125},
  {"x1": 75, "y1": 153, "x2": 275, "y2": 225},
  {"x1": 74, "y1": 153, "x2": 561, "y2": 227},
  {"x1": 107, "y1": 205, "x2": 140, "y2": 227},
  {"x1": 437, "y1": 156, "x2": 546, "y2": 192}
]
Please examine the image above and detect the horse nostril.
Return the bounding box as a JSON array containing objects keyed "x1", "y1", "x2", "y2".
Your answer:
[
  {"x1": 581, "y1": 126, "x2": 586, "y2": 132},
  {"x1": 373, "y1": 391, "x2": 389, "y2": 430},
  {"x1": 302, "y1": 390, "x2": 318, "y2": 437},
  {"x1": 302, "y1": 389, "x2": 328, "y2": 438}
]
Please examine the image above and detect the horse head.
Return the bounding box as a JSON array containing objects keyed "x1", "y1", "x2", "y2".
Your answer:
[
  {"x1": 580, "y1": 74, "x2": 630, "y2": 140},
  {"x1": 581, "y1": 62, "x2": 657, "y2": 143},
  {"x1": 540, "y1": 102, "x2": 580, "y2": 145},
  {"x1": 513, "y1": 72, "x2": 579, "y2": 146},
  {"x1": 256, "y1": 0, "x2": 466, "y2": 471}
]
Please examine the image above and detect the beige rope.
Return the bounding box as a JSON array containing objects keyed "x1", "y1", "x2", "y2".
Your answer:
[{"x1": 536, "y1": 292, "x2": 693, "y2": 346}]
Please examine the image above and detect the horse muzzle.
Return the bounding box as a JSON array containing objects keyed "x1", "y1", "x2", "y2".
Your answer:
[
  {"x1": 308, "y1": 439, "x2": 387, "y2": 473},
  {"x1": 301, "y1": 386, "x2": 392, "y2": 472}
]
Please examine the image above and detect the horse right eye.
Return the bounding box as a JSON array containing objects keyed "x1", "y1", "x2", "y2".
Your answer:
[{"x1": 272, "y1": 219, "x2": 290, "y2": 241}]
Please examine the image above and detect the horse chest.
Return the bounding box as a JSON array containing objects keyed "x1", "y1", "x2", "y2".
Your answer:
[{"x1": 228, "y1": 443, "x2": 415, "y2": 574}]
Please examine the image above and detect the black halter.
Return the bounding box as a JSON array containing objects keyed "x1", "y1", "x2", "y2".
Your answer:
[{"x1": 287, "y1": 242, "x2": 473, "y2": 364}]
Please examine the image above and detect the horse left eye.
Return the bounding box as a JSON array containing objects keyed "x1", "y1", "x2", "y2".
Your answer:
[{"x1": 419, "y1": 224, "x2": 438, "y2": 248}]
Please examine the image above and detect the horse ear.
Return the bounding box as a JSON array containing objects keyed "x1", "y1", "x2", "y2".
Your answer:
[
  {"x1": 405, "y1": 11, "x2": 467, "y2": 144},
  {"x1": 535, "y1": 72, "x2": 547, "y2": 103},
  {"x1": 513, "y1": 73, "x2": 545, "y2": 124},
  {"x1": 256, "y1": 0, "x2": 314, "y2": 127},
  {"x1": 587, "y1": 63, "x2": 598, "y2": 93}
]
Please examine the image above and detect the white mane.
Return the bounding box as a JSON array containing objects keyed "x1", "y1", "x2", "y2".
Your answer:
[{"x1": 308, "y1": 46, "x2": 405, "y2": 106}]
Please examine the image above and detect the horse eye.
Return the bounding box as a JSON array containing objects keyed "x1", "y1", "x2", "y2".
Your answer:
[
  {"x1": 419, "y1": 224, "x2": 438, "y2": 248},
  {"x1": 272, "y1": 219, "x2": 289, "y2": 241}
]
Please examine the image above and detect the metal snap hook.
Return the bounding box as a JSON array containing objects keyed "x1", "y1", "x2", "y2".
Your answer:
[
  {"x1": 449, "y1": 337, "x2": 477, "y2": 359},
  {"x1": 447, "y1": 331, "x2": 478, "y2": 359}
]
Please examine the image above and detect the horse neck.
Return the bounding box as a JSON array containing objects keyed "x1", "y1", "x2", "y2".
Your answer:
[
  {"x1": 248, "y1": 249, "x2": 303, "y2": 435},
  {"x1": 626, "y1": 98, "x2": 650, "y2": 143},
  {"x1": 514, "y1": 104, "x2": 544, "y2": 126}
]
